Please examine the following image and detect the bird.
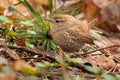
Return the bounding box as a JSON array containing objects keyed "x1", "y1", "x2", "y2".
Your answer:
[{"x1": 48, "y1": 14, "x2": 95, "y2": 52}]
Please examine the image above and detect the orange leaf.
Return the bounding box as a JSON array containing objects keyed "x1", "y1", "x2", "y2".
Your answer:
[{"x1": 14, "y1": 36, "x2": 26, "y2": 46}]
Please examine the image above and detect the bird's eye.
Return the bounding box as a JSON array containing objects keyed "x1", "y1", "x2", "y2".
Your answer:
[
  {"x1": 55, "y1": 19, "x2": 65, "y2": 23},
  {"x1": 55, "y1": 19, "x2": 60, "y2": 23}
]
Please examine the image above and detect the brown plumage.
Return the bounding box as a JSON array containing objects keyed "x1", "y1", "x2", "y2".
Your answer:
[{"x1": 48, "y1": 14, "x2": 94, "y2": 52}]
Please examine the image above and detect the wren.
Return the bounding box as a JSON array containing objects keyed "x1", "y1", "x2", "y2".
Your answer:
[{"x1": 48, "y1": 14, "x2": 95, "y2": 52}]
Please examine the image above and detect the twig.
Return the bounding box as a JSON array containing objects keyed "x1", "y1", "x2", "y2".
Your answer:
[
  {"x1": 1, "y1": 44, "x2": 103, "y2": 74},
  {"x1": 0, "y1": 44, "x2": 20, "y2": 60},
  {"x1": 7, "y1": 45, "x2": 56, "y2": 61},
  {"x1": 83, "y1": 44, "x2": 120, "y2": 55}
]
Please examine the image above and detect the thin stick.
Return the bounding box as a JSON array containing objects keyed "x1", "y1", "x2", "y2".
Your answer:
[
  {"x1": 7, "y1": 45, "x2": 56, "y2": 61},
  {"x1": 83, "y1": 44, "x2": 120, "y2": 55}
]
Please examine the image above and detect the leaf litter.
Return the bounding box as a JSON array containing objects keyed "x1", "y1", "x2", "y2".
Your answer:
[{"x1": 0, "y1": 0, "x2": 120, "y2": 80}]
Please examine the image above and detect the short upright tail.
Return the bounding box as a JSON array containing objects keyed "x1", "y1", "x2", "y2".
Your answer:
[{"x1": 88, "y1": 18, "x2": 98, "y2": 29}]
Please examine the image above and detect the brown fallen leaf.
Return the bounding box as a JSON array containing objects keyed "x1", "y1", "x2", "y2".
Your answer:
[
  {"x1": 101, "y1": 0, "x2": 120, "y2": 25},
  {"x1": 84, "y1": 0, "x2": 101, "y2": 21},
  {"x1": 85, "y1": 54, "x2": 120, "y2": 73},
  {"x1": 84, "y1": 0, "x2": 120, "y2": 32},
  {"x1": 14, "y1": 36, "x2": 26, "y2": 47},
  {"x1": 13, "y1": 60, "x2": 37, "y2": 75}
]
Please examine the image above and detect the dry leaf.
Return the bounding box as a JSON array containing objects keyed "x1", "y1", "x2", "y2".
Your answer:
[
  {"x1": 84, "y1": 0, "x2": 101, "y2": 22},
  {"x1": 84, "y1": 0, "x2": 120, "y2": 32},
  {"x1": 101, "y1": 0, "x2": 120, "y2": 25},
  {"x1": 14, "y1": 36, "x2": 26, "y2": 47},
  {"x1": 13, "y1": 60, "x2": 37, "y2": 74}
]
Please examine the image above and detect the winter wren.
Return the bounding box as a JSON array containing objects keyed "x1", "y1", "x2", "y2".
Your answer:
[{"x1": 48, "y1": 14, "x2": 94, "y2": 52}]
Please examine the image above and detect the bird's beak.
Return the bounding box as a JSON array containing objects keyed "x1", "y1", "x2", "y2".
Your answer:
[{"x1": 45, "y1": 18, "x2": 54, "y2": 23}]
